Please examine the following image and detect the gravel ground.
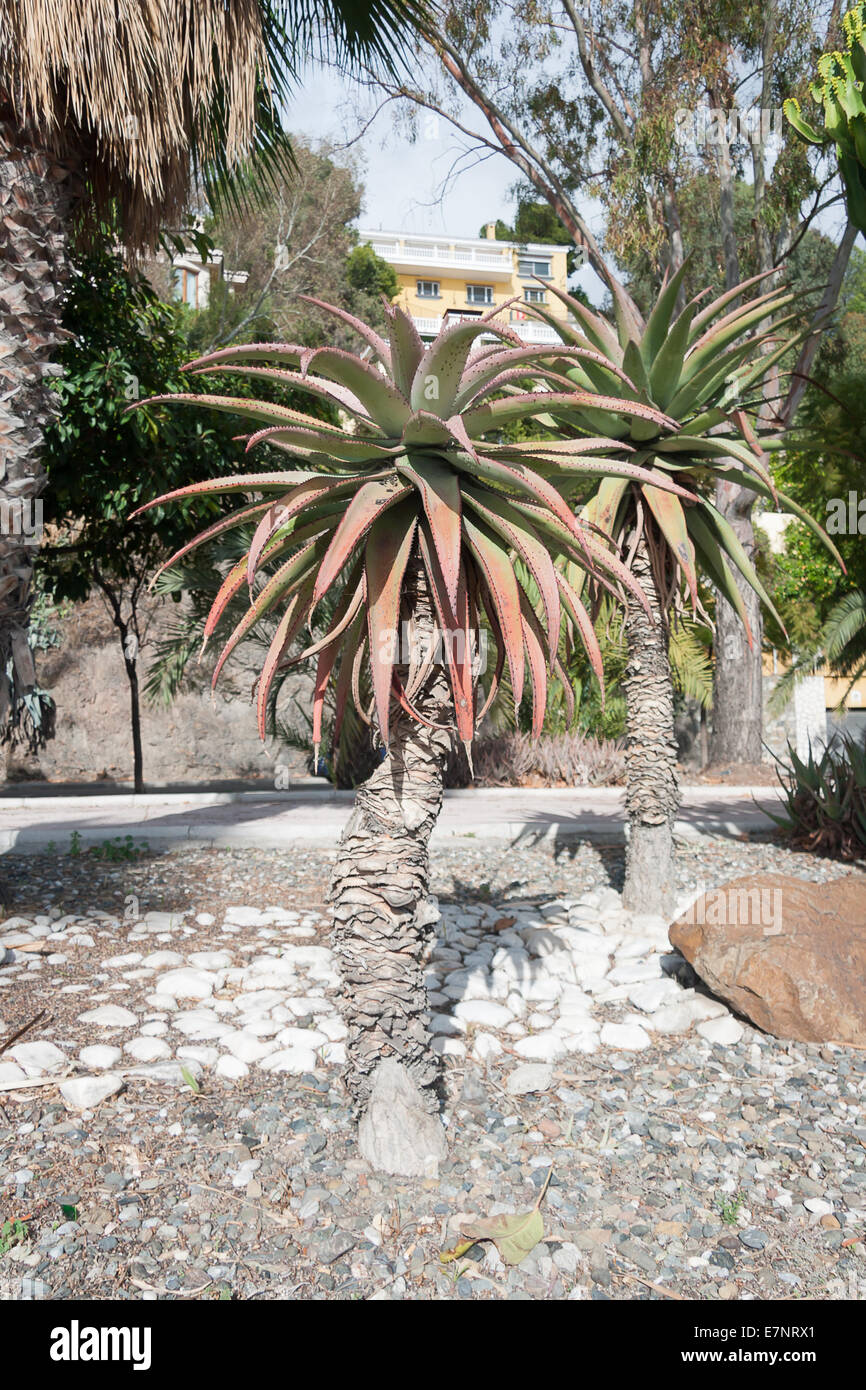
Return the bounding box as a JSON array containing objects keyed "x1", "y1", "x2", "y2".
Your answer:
[{"x1": 0, "y1": 836, "x2": 864, "y2": 1303}]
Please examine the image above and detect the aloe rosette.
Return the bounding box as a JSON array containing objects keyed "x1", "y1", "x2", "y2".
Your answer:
[
  {"x1": 521, "y1": 263, "x2": 845, "y2": 640},
  {"x1": 131, "y1": 295, "x2": 689, "y2": 757}
]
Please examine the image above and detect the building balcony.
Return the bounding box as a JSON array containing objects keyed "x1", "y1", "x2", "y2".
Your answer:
[
  {"x1": 368, "y1": 237, "x2": 515, "y2": 281},
  {"x1": 410, "y1": 314, "x2": 571, "y2": 344}
]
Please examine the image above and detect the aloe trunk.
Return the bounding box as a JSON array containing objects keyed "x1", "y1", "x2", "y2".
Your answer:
[
  {"x1": 621, "y1": 537, "x2": 679, "y2": 916},
  {"x1": 329, "y1": 555, "x2": 451, "y2": 1122}
]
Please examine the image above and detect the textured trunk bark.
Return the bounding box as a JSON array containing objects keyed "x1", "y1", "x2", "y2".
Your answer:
[
  {"x1": 329, "y1": 555, "x2": 452, "y2": 1167},
  {"x1": 709, "y1": 476, "x2": 764, "y2": 764},
  {"x1": 621, "y1": 537, "x2": 679, "y2": 917},
  {"x1": 0, "y1": 120, "x2": 76, "y2": 740},
  {"x1": 124, "y1": 648, "x2": 144, "y2": 795}
]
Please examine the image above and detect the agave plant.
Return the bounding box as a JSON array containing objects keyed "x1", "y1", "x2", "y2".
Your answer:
[
  {"x1": 784, "y1": 1, "x2": 866, "y2": 235},
  {"x1": 525, "y1": 263, "x2": 844, "y2": 913},
  {"x1": 767, "y1": 734, "x2": 866, "y2": 860},
  {"x1": 132, "y1": 294, "x2": 687, "y2": 1157}
]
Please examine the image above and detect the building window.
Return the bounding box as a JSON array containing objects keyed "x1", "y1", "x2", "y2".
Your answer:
[
  {"x1": 416, "y1": 280, "x2": 440, "y2": 298},
  {"x1": 518, "y1": 257, "x2": 552, "y2": 278},
  {"x1": 173, "y1": 267, "x2": 200, "y2": 307},
  {"x1": 466, "y1": 284, "x2": 493, "y2": 305},
  {"x1": 524, "y1": 287, "x2": 547, "y2": 304}
]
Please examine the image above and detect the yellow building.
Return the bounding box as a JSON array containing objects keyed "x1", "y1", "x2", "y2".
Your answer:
[{"x1": 358, "y1": 223, "x2": 575, "y2": 342}]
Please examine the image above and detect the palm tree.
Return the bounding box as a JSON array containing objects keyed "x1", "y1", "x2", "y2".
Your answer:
[
  {"x1": 0, "y1": 0, "x2": 424, "y2": 754},
  {"x1": 531, "y1": 264, "x2": 843, "y2": 914},
  {"x1": 133, "y1": 296, "x2": 683, "y2": 1168}
]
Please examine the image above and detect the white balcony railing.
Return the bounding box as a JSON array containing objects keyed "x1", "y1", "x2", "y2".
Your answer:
[
  {"x1": 411, "y1": 314, "x2": 573, "y2": 343},
  {"x1": 370, "y1": 240, "x2": 513, "y2": 273}
]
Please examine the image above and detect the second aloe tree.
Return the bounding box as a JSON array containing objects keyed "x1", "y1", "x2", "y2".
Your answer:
[{"x1": 530, "y1": 265, "x2": 843, "y2": 912}]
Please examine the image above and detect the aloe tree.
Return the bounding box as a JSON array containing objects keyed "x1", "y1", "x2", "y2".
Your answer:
[
  {"x1": 529, "y1": 266, "x2": 844, "y2": 913},
  {"x1": 132, "y1": 297, "x2": 686, "y2": 1166}
]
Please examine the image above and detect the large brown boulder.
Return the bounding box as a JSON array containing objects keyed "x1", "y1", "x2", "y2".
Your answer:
[{"x1": 669, "y1": 873, "x2": 866, "y2": 1045}]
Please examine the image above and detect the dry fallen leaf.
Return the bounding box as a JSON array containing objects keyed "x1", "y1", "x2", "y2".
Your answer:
[{"x1": 441, "y1": 1168, "x2": 551, "y2": 1266}]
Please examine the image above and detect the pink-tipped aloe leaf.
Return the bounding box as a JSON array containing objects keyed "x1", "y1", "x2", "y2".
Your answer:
[{"x1": 364, "y1": 498, "x2": 418, "y2": 745}]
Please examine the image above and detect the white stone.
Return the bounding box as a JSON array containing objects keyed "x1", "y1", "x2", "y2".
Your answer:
[
  {"x1": 507, "y1": 1062, "x2": 554, "y2": 1095},
  {"x1": 431, "y1": 1013, "x2": 465, "y2": 1036},
  {"x1": 223, "y1": 1032, "x2": 278, "y2": 1064},
  {"x1": 239, "y1": 1016, "x2": 283, "y2": 1037},
  {"x1": 644, "y1": 1002, "x2": 697, "y2": 1034},
  {"x1": 556, "y1": 1011, "x2": 598, "y2": 1035},
  {"x1": 0, "y1": 1061, "x2": 27, "y2": 1085},
  {"x1": 616, "y1": 935, "x2": 663, "y2": 960},
  {"x1": 195, "y1": 913, "x2": 216, "y2": 927},
  {"x1": 431, "y1": 1037, "x2": 466, "y2": 1057},
  {"x1": 172, "y1": 1011, "x2": 232, "y2": 1040},
  {"x1": 125, "y1": 1036, "x2": 172, "y2": 1062},
  {"x1": 452, "y1": 999, "x2": 513, "y2": 1028},
  {"x1": 522, "y1": 976, "x2": 563, "y2": 1002},
  {"x1": 155, "y1": 968, "x2": 222, "y2": 1000},
  {"x1": 627, "y1": 978, "x2": 683, "y2": 1013},
  {"x1": 697, "y1": 1016, "x2": 744, "y2": 1046},
  {"x1": 78, "y1": 1044, "x2": 122, "y2": 1069},
  {"x1": 59, "y1": 1073, "x2": 123, "y2": 1110},
  {"x1": 125, "y1": 1060, "x2": 202, "y2": 1084},
  {"x1": 513, "y1": 1032, "x2": 567, "y2": 1062},
  {"x1": 142, "y1": 951, "x2": 184, "y2": 968},
  {"x1": 224, "y1": 906, "x2": 265, "y2": 926},
  {"x1": 472, "y1": 1033, "x2": 503, "y2": 1061},
  {"x1": 187, "y1": 950, "x2": 234, "y2": 970},
  {"x1": 11, "y1": 1041, "x2": 68, "y2": 1075},
  {"x1": 260, "y1": 1047, "x2": 318, "y2": 1074},
  {"x1": 144, "y1": 994, "x2": 178, "y2": 1012},
  {"x1": 285, "y1": 995, "x2": 332, "y2": 1017},
  {"x1": 241, "y1": 965, "x2": 296, "y2": 991},
  {"x1": 177, "y1": 1045, "x2": 219, "y2": 1065},
  {"x1": 273, "y1": 1026, "x2": 327, "y2": 1050},
  {"x1": 561, "y1": 1031, "x2": 600, "y2": 1054},
  {"x1": 606, "y1": 960, "x2": 663, "y2": 986},
  {"x1": 234, "y1": 990, "x2": 286, "y2": 1012},
  {"x1": 317, "y1": 1016, "x2": 348, "y2": 1042},
  {"x1": 77, "y1": 1005, "x2": 138, "y2": 1027},
  {"x1": 320, "y1": 1041, "x2": 346, "y2": 1065},
  {"x1": 600, "y1": 1022, "x2": 651, "y2": 1051},
  {"x1": 280, "y1": 945, "x2": 333, "y2": 970},
  {"x1": 572, "y1": 954, "x2": 611, "y2": 985},
  {"x1": 804, "y1": 1198, "x2": 834, "y2": 1216},
  {"x1": 215, "y1": 1055, "x2": 249, "y2": 1079}
]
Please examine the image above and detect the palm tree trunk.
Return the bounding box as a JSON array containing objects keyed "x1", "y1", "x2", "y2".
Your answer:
[
  {"x1": 329, "y1": 555, "x2": 452, "y2": 1172},
  {"x1": 0, "y1": 120, "x2": 76, "y2": 740},
  {"x1": 621, "y1": 537, "x2": 679, "y2": 916}
]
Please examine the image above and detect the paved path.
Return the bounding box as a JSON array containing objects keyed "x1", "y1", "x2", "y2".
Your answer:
[{"x1": 0, "y1": 784, "x2": 783, "y2": 852}]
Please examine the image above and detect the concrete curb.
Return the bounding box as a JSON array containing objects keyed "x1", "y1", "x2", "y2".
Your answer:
[{"x1": 0, "y1": 785, "x2": 783, "y2": 854}]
